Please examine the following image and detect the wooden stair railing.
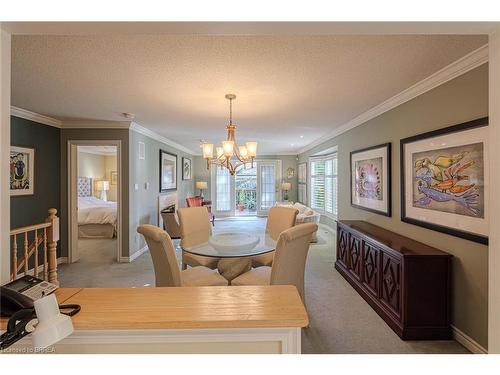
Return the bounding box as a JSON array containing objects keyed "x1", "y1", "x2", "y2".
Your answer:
[{"x1": 10, "y1": 208, "x2": 60, "y2": 286}]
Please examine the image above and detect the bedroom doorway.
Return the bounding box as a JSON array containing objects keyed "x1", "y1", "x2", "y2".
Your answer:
[{"x1": 68, "y1": 141, "x2": 122, "y2": 264}]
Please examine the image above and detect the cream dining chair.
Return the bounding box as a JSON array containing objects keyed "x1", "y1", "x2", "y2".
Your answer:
[
  {"x1": 177, "y1": 206, "x2": 220, "y2": 270},
  {"x1": 232, "y1": 223, "x2": 318, "y2": 302},
  {"x1": 252, "y1": 206, "x2": 299, "y2": 267},
  {"x1": 137, "y1": 224, "x2": 227, "y2": 287}
]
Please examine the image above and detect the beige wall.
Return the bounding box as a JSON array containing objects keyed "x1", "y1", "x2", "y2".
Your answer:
[
  {"x1": 78, "y1": 151, "x2": 117, "y2": 201},
  {"x1": 299, "y1": 64, "x2": 489, "y2": 349}
]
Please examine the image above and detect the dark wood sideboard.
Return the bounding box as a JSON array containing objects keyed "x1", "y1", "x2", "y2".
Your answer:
[{"x1": 335, "y1": 220, "x2": 452, "y2": 340}]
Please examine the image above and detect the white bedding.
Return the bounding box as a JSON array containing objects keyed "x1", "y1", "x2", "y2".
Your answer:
[{"x1": 78, "y1": 196, "x2": 117, "y2": 227}]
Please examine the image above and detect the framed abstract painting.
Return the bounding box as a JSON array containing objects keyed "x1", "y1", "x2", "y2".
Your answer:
[
  {"x1": 350, "y1": 143, "x2": 391, "y2": 216},
  {"x1": 159, "y1": 150, "x2": 177, "y2": 192},
  {"x1": 10, "y1": 146, "x2": 35, "y2": 196},
  {"x1": 400, "y1": 117, "x2": 489, "y2": 244}
]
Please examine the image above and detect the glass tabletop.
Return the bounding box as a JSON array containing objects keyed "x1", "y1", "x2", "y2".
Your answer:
[{"x1": 181, "y1": 231, "x2": 277, "y2": 258}]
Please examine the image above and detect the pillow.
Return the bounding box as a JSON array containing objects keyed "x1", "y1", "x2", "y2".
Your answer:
[
  {"x1": 304, "y1": 208, "x2": 314, "y2": 216},
  {"x1": 293, "y1": 202, "x2": 308, "y2": 214}
]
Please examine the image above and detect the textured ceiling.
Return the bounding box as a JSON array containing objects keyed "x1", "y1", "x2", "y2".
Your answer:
[{"x1": 12, "y1": 34, "x2": 487, "y2": 154}]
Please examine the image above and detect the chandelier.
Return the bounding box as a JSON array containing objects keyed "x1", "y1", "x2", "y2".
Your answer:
[{"x1": 201, "y1": 94, "x2": 257, "y2": 175}]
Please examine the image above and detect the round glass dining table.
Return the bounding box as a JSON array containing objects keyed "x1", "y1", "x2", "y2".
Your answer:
[
  {"x1": 181, "y1": 231, "x2": 277, "y2": 281},
  {"x1": 182, "y1": 231, "x2": 276, "y2": 258}
]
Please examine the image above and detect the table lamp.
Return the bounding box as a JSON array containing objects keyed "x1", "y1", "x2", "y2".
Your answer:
[
  {"x1": 196, "y1": 181, "x2": 208, "y2": 199},
  {"x1": 281, "y1": 182, "x2": 292, "y2": 201},
  {"x1": 95, "y1": 180, "x2": 110, "y2": 201}
]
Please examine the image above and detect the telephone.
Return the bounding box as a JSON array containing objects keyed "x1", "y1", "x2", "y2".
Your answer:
[
  {"x1": 0, "y1": 276, "x2": 80, "y2": 350},
  {"x1": 1, "y1": 275, "x2": 58, "y2": 317}
]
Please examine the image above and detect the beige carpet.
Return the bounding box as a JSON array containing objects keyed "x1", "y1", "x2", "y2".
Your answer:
[{"x1": 58, "y1": 217, "x2": 469, "y2": 354}]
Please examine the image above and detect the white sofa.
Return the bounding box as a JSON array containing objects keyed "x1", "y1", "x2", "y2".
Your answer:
[{"x1": 275, "y1": 202, "x2": 321, "y2": 242}]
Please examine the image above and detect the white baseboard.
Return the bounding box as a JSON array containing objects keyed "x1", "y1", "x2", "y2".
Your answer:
[
  {"x1": 451, "y1": 325, "x2": 488, "y2": 354},
  {"x1": 120, "y1": 246, "x2": 149, "y2": 263}
]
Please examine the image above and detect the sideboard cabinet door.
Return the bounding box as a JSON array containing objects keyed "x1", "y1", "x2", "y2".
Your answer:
[
  {"x1": 379, "y1": 251, "x2": 402, "y2": 320},
  {"x1": 362, "y1": 241, "x2": 380, "y2": 298},
  {"x1": 348, "y1": 234, "x2": 363, "y2": 281},
  {"x1": 336, "y1": 225, "x2": 349, "y2": 269}
]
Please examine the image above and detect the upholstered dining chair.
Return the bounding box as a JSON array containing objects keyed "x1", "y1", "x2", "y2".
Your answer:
[
  {"x1": 137, "y1": 224, "x2": 227, "y2": 287},
  {"x1": 232, "y1": 223, "x2": 318, "y2": 303},
  {"x1": 160, "y1": 209, "x2": 181, "y2": 239},
  {"x1": 186, "y1": 196, "x2": 215, "y2": 226},
  {"x1": 252, "y1": 206, "x2": 299, "y2": 268},
  {"x1": 177, "y1": 206, "x2": 220, "y2": 270}
]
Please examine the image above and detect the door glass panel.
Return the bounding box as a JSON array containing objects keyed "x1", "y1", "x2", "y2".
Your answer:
[
  {"x1": 260, "y1": 164, "x2": 276, "y2": 210},
  {"x1": 216, "y1": 167, "x2": 231, "y2": 211}
]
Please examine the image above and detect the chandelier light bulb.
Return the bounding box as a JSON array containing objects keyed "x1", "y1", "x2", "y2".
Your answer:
[
  {"x1": 246, "y1": 141, "x2": 258, "y2": 157},
  {"x1": 222, "y1": 140, "x2": 234, "y2": 157},
  {"x1": 202, "y1": 143, "x2": 214, "y2": 159}
]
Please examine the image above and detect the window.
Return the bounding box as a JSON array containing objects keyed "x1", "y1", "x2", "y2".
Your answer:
[
  {"x1": 309, "y1": 153, "x2": 338, "y2": 217},
  {"x1": 216, "y1": 167, "x2": 231, "y2": 211}
]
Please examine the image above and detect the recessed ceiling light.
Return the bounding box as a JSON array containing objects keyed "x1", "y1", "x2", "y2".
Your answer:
[
  {"x1": 300, "y1": 135, "x2": 304, "y2": 138},
  {"x1": 291, "y1": 143, "x2": 295, "y2": 146}
]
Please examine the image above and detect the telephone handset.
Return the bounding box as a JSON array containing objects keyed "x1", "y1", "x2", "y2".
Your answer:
[{"x1": 1, "y1": 276, "x2": 81, "y2": 350}]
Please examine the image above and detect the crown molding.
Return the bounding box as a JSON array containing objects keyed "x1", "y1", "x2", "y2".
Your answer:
[
  {"x1": 130, "y1": 122, "x2": 195, "y2": 155},
  {"x1": 10, "y1": 106, "x2": 62, "y2": 128},
  {"x1": 62, "y1": 120, "x2": 131, "y2": 129},
  {"x1": 298, "y1": 43, "x2": 489, "y2": 155}
]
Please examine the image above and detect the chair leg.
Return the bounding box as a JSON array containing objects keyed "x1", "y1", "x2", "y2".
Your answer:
[{"x1": 212, "y1": 216, "x2": 215, "y2": 226}]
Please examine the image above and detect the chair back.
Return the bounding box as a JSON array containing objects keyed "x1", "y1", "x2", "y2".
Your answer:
[
  {"x1": 186, "y1": 196, "x2": 203, "y2": 207},
  {"x1": 266, "y1": 206, "x2": 299, "y2": 240},
  {"x1": 137, "y1": 224, "x2": 182, "y2": 287},
  {"x1": 178, "y1": 206, "x2": 211, "y2": 248},
  {"x1": 271, "y1": 223, "x2": 318, "y2": 302},
  {"x1": 161, "y1": 211, "x2": 182, "y2": 239}
]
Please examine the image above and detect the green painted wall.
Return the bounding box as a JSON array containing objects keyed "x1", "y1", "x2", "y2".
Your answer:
[
  {"x1": 10, "y1": 116, "x2": 61, "y2": 257},
  {"x1": 129, "y1": 131, "x2": 195, "y2": 256},
  {"x1": 298, "y1": 64, "x2": 489, "y2": 349}
]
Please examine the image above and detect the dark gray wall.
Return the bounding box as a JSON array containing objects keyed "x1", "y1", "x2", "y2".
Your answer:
[
  {"x1": 11, "y1": 116, "x2": 61, "y2": 257},
  {"x1": 298, "y1": 64, "x2": 489, "y2": 349},
  {"x1": 129, "y1": 130, "x2": 195, "y2": 256},
  {"x1": 60, "y1": 128, "x2": 130, "y2": 258}
]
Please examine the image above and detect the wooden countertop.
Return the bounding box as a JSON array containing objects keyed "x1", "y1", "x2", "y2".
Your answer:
[{"x1": 2, "y1": 286, "x2": 308, "y2": 331}]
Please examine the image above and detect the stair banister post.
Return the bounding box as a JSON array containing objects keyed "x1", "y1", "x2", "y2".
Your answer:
[{"x1": 46, "y1": 208, "x2": 59, "y2": 285}]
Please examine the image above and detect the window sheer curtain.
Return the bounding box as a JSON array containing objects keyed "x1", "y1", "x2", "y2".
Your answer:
[{"x1": 310, "y1": 153, "x2": 338, "y2": 217}]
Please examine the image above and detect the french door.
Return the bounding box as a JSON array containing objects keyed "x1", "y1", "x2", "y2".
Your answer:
[
  {"x1": 211, "y1": 160, "x2": 281, "y2": 217},
  {"x1": 256, "y1": 160, "x2": 281, "y2": 216}
]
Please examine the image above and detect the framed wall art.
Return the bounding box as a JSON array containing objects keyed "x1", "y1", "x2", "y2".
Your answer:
[
  {"x1": 350, "y1": 143, "x2": 391, "y2": 216},
  {"x1": 10, "y1": 146, "x2": 35, "y2": 196},
  {"x1": 182, "y1": 157, "x2": 192, "y2": 180},
  {"x1": 159, "y1": 150, "x2": 177, "y2": 192},
  {"x1": 400, "y1": 117, "x2": 489, "y2": 244}
]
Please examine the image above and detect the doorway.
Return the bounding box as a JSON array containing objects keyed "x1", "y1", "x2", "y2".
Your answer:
[
  {"x1": 68, "y1": 141, "x2": 122, "y2": 264},
  {"x1": 211, "y1": 160, "x2": 281, "y2": 217}
]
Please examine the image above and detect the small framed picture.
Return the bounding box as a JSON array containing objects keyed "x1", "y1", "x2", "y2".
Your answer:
[
  {"x1": 401, "y1": 117, "x2": 488, "y2": 244},
  {"x1": 350, "y1": 143, "x2": 391, "y2": 216},
  {"x1": 182, "y1": 157, "x2": 192, "y2": 180},
  {"x1": 111, "y1": 171, "x2": 118, "y2": 185},
  {"x1": 10, "y1": 146, "x2": 35, "y2": 196},
  {"x1": 159, "y1": 150, "x2": 177, "y2": 192}
]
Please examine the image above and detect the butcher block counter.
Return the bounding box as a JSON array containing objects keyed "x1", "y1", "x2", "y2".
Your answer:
[{"x1": 1, "y1": 285, "x2": 308, "y2": 354}]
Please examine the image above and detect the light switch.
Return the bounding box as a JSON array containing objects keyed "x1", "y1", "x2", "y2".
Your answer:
[
  {"x1": 134, "y1": 183, "x2": 139, "y2": 191},
  {"x1": 145, "y1": 182, "x2": 150, "y2": 190}
]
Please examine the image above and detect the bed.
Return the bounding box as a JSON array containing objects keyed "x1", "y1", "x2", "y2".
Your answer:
[{"x1": 78, "y1": 177, "x2": 117, "y2": 238}]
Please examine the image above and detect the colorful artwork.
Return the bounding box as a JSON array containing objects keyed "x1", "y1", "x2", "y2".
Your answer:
[
  {"x1": 355, "y1": 157, "x2": 383, "y2": 200},
  {"x1": 159, "y1": 150, "x2": 177, "y2": 192},
  {"x1": 10, "y1": 146, "x2": 35, "y2": 196},
  {"x1": 401, "y1": 117, "x2": 489, "y2": 245},
  {"x1": 350, "y1": 143, "x2": 391, "y2": 216},
  {"x1": 412, "y1": 143, "x2": 484, "y2": 218}
]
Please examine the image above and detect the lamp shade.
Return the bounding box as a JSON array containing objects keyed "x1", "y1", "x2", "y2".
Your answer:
[
  {"x1": 202, "y1": 143, "x2": 214, "y2": 159},
  {"x1": 95, "y1": 180, "x2": 109, "y2": 191},
  {"x1": 196, "y1": 181, "x2": 208, "y2": 190},
  {"x1": 281, "y1": 182, "x2": 292, "y2": 191}
]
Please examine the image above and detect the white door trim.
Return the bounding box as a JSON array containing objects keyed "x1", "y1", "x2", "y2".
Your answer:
[{"x1": 67, "y1": 140, "x2": 123, "y2": 263}]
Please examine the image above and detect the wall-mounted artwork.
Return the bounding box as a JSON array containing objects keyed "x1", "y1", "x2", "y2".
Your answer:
[
  {"x1": 286, "y1": 167, "x2": 295, "y2": 179},
  {"x1": 159, "y1": 150, "x2": 177, "y2": 192},
  {"x1": 182, "y1": 157, "x2": 192, "y2": 180},
  {"x1": 401, "y1": 117, "x2": 489, "y2": 244},
  {"x1": 350, "y1": 143, "x2": 391, "y2": 216},
  {"x1": 10, "y1": 146, "x2": 35, "y2": 196}
]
